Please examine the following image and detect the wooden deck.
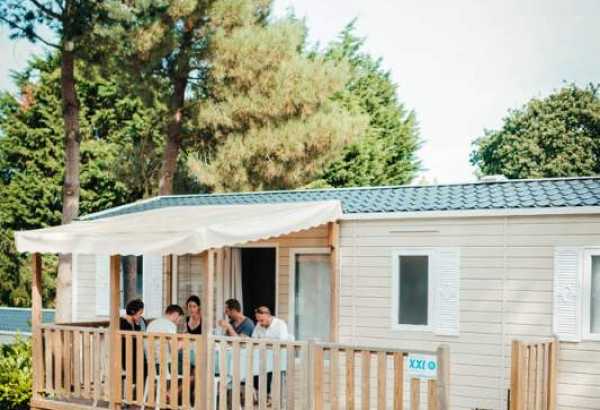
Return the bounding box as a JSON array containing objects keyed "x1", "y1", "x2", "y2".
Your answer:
[{"x1": 32, "y1": 324, "x2": 450, "y2": 410}]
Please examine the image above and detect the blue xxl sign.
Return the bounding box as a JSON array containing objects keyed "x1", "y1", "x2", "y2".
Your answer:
[{"x1": 407, "y1": 354, "x2": 438, "y2": 379}]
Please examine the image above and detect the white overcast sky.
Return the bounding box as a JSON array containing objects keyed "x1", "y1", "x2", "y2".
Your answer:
[{"x1": 2, "y1": 0, "x2": 600, "y2": 183}]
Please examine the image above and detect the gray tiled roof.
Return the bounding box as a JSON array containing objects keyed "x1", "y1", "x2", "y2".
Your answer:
[{"x1": 85, "y1": 177, "x2": 600, "y2": 220}]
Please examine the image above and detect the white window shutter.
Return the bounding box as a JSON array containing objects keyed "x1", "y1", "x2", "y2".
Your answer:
[
  {"x1": 143, "y1": 255, "x2": 164, "y2": 319},
  {"x1": 95, "y1": 255, "x2": 110, "y2": 317},
  {"x1": 553, "y1": 247, "x2": 582, "y2": 342},
  {"x1": 434, "y1": 248, "x2": 460, "y2": 336}
]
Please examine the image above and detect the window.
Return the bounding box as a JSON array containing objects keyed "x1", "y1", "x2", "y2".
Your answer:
[
  {"x1": 584, "y1": 251, "x2": 600, "y2": 340},
  {"x1": 289, "y1": 248, "x2": 331, "y2": 341},
  {"x1": 392, "y1": 249, "x2": 434, "y2": 331}
]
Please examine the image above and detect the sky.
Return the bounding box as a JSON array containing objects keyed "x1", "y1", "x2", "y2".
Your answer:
[{"x1": 1, "y1": 0, "x2": 600, "y2": 183}]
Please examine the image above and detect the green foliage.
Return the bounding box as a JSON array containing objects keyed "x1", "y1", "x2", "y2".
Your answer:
[
  {"x1": 0, "y1": 56, "x2": 165, "y2": 306},
  {"x1": 0, "y1": 337, "x2": 32, "y2": 410},
  {"x1": 471, "y1": 84, "x2": 600, "y2": 179},
  {"x1": 190, "y1": 15, "x2": 367, "y2": 191},
  {"x1": 315, "y1": 23, "x2": 421, "y2": 188}
]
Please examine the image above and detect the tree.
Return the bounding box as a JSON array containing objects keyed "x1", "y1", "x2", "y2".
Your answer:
[
  {"x1": 0, "y1": 56, "x2": 164, "y2": 306},
  {"x1": 312, "y1": 23, "x2": 421, "y2": 188},
  {"x1": 471, "y1": 84, "x2": 600, "y2": 179},
  {"x1": 186, "y1": 16, "x2": 367, "y2": 191},
  {"x1": 0, "y1": 0, "x2": 123, "y2": 320}
]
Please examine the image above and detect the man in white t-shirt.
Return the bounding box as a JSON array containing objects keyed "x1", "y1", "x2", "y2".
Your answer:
[
  {"x1": 146, "y1": 304, "x2": 184, "y2": 334},
  {"x1": 251, "y1": 306, "x2": 289, "y2": 340},
  {"x1": 251, "y1": 306, "x2": 289, "y2": 402}
]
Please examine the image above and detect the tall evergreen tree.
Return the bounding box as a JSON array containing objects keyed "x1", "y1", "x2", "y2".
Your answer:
[
  {"x1": 313, "y1": 23, "x2": 421, "y2": 188},
  {"x1": 186, "y1": 15, "x2": 367, "y2": 191},
  {"x1": 471, "y1": 84, "x2": 600, "y2": 179},
  {"x1": 0, "y1": 0, "x2": 126, "y2": 319},
  {"x1": 0, "y1": 56, "x2": 164, "y2": 306}
]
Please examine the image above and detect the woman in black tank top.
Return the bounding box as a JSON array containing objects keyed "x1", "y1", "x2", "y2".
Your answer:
[{"x1": 186, "y1": 295, "x2": 202, "y2": 335}]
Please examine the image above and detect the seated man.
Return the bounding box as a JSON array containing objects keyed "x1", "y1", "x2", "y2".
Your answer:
[
  {"x1": 252, "y1": 306, "x2": 289, "y2": 340},
  {"x1": 146, "y1": 304, "x2": 184, "y2": 335},
  {"x1": 251, "y1": 306, "x2": 289, "y2": 403},
  {"x1": 217, "y1": 298, "x2": 255, "y2": 337}
]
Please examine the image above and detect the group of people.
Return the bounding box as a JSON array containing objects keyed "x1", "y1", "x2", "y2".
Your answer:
[
  {"x1": 120, "y1": 296, "x2": 289, "y2": 341},
  {"x1": 120, "y1": 295, "x2": 289, "y2": 406}
]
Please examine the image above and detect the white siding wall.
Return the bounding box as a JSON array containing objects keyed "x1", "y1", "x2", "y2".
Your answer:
[
  {"x1": 339, "y1": 215, "x2": 600, "y2": 410},
  {"x1": 72, "y1": 254, "x2": 98, "y2": 322}
]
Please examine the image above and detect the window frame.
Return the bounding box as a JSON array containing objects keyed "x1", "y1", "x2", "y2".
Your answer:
[
  {"x1": 583, "y1": 249, "x2": 600, "y2": 341},
  {"x1": 391, "y1": 248, "x2": 435, "y2": 332}
]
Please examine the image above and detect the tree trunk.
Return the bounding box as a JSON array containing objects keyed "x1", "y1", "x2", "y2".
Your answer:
[
  {"x1": 124, "y1": 256, "x2": 139, "y2": 302},
  {"x1": 55, "y1": 48, "x2": 80, "y2": 323},
  {"x1": 158, "y1": 76, "x2": 188, "y2": 196}
]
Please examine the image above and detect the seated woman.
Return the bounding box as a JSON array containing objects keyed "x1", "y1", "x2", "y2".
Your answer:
[
  {"x1": 120, "y1": 299, "x2": 146, "y2": 390},
  {"x1": 185, "y1": 295, "x2": 202, "y2": 335}
]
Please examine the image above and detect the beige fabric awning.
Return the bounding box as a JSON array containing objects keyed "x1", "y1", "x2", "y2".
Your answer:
[{"x1": 15, "y1": 201, "x2": 342, "y2": 256}]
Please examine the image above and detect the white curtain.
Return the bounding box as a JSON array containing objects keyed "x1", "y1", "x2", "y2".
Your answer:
[{"x1": 222, "y1": 248, "x2": 243, "y2": 311}]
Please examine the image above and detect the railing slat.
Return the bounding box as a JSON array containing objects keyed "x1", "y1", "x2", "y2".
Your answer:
[
  {"x1": 182, "y1": 337, "x2": 191, "y2": 408},
  {"x1": 393, "y1": 352, "x2": 404, "y2": 410},
  {"x1": 232, "y1": 340, "x2": 241, "y2": 410},
  {"x1": 73, "y1": 330, "x2": 81, "y2": 397},
  {"x1": 93, "y1": 332, "x2": 102, "y2": 403},
  {"x1": 313, "y1": 344, "x2": 324, "y2": 410},
  {"x1": 54, "y1": 329, "x2": 63, "y2": 397},
  {"x1": 219, "y1": 340, "x2": 227, "y2": 410},
  {"x1": 136, "y1": 333, "x2": 144, "y2": 405},
  {"x1": 527, "y1": 345, "x2": 536, "y2": 408},
  {"x1": 542, "y1": 343, "x2": 549, "y2": 410},
  {"x1": 82, "y1": 331, "x2": 91, "y2": 399},
  {"x1": 535, "y1": 344, "x2": 543, "y2": 410},
  {"x1": 286, "y1": 344, "x2": 296, "y2": 410},
  {"x1": 44, "y1": 329, "x2": 53, "y2": 395},
  {"x1": 159, "y1": 336, "x2": 168, "y2": 407},
  {"x1": 63, "y1": 329, "x2": 71, "y2": 398},
  {"x1": 346, "y1": 348, "x2": 355, "y2": 410},
  {"x1": 245, "y1": 342, "x2": 255, "y2": 409},
  {"x1": 377, "y1": 351, "x2": 386, "y2": 410},
  {"x1": 272, "y1": 343, "x2": 281, "y2": 410},
  {"x1": 361, "y1": 350, "x2": 370, "y2": 410},
  {"x1": 170, "y1": 335, "x2": 179, "y2": 409},
  {"x1": 330, "y1": 347, "x2": 339, "y2": 410},
  {"x1": 258, "y1": 342, "x2": 268, "y2": 410},
  {"x1": 410, "y1": 378, "x2": 420, "y2": 410},
  {"x1": 428, "y1": 379, "x2": 438, "y2": 410},
  {"x1": 194, "y1": 337, "x2": 203, "y2": 410},
  {"x1": 125, "y1": 333, "x2": 133, "y2": 403},
  {"x1": 146, "y1": 334, "x2": 156, "y2": 407}
]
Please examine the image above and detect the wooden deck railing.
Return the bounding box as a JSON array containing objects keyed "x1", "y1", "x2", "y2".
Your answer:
[
  {"x1": 510, "y1": 338, "x2": 558, "y2": 410},
  {"x1": 34, "y1": 324, "x2": 450, "y2": 410}
]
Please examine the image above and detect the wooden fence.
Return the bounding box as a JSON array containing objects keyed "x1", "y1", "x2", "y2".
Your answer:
[
  {"x1": 33, "y1": 324, "x2": 450, "y2": 410},
  {"x1": 510, "y1": 339, "x2": 558, "y2": 410}
]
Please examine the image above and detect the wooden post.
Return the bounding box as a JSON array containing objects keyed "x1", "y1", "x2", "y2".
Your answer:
[
  {"x1": 200, "y1": 249, "x2": 215, "y2": 410},
  {"x1": 31, "y1": 253, "x2": 43, "y2": 399},
  {"x1": 436, "y1": 344, "x2": 450, "y2": 410},
  {"x1": 328, "y1": 221, "x2": 340, "y2": 342},
  {"x1": 108, "y1": 255, "x2": 122, "y2": 410},
  {"x1": 510, "y1": 340, "x2": 523, "y2": 410}
]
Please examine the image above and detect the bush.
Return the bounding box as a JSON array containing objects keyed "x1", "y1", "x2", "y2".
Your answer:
[{"x1": 0, "y1": 336, "x2": 32, "y2": 410}]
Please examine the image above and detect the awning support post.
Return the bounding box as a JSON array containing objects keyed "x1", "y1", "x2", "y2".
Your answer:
[
  {"x1": 31, "y1": 253, "x2": 43, "y2": 399},
  {"x1": 328, "y1": 221, "x2": 340, "y2": 342},
  {"x1": 109, "y1": 255, "x2": 122, "y2": 409},
  {"x1": 201, "y1": 249, "x2": 215, "y2": 410}
]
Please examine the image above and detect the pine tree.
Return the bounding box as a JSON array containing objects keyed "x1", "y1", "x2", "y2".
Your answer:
[{"x1": 0, "y1": 56, "x2": 165, "y2": 306}]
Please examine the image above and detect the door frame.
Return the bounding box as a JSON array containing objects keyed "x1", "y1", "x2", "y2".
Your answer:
[
  {"x1": 288, "y1": 247, "x2": 331, "y2": 340},
  {"x1": 218, "y1": 243, "x2": 279, "y2": 320}
]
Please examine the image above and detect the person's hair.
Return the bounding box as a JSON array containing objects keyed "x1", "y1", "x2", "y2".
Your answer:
[
  {"x1": 125, "y1": 299, "x2": 144, "y2": 316},
  {"x1": 186, "y1": 295, "x2": 201, "y2": 307},
  {"x1": 225, "y1": 299, "x2": 242, "y2": 312},
  {"x1": 254, "y1": 306, "x2": 271, "y2": 315},
  {"x1": 165, "y1": 304, "x2": 184, "y2": 316}
]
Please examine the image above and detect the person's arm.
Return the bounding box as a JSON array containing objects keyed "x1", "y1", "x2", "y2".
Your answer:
[{"x1": 278, "y1": 320, "x2": 289, "y2": 340}]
